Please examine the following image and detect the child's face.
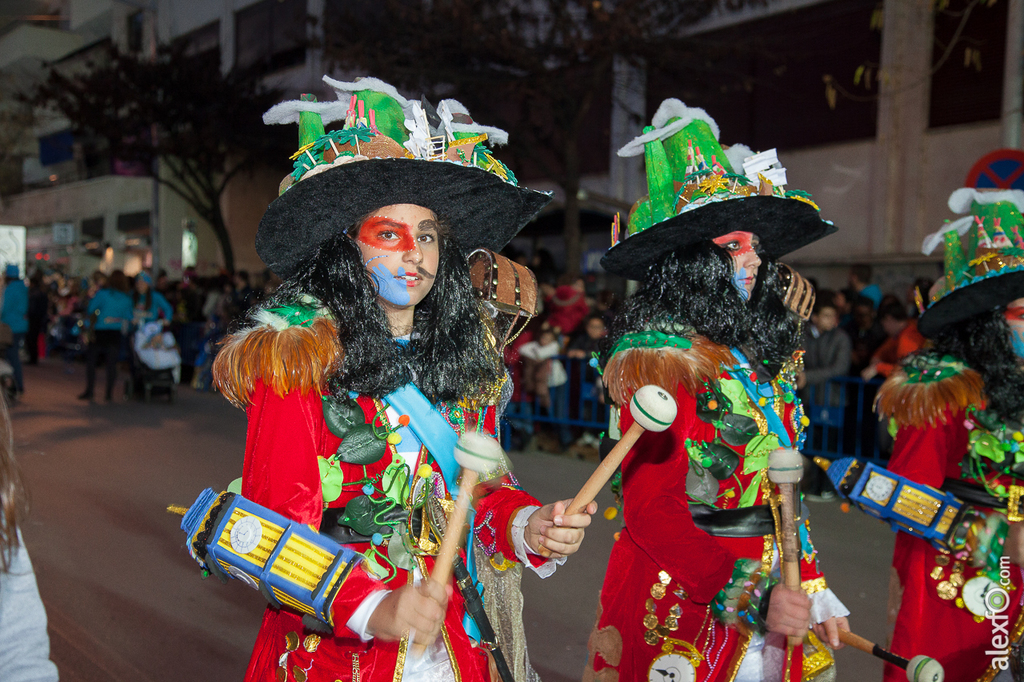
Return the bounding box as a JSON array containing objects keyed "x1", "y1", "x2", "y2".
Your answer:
[
  {"x1": 586, "y1": 318, "x2": 606, "y2": 339},
  {"x1": 539, "y1": 331, "x2": 557, "y2": 346}
]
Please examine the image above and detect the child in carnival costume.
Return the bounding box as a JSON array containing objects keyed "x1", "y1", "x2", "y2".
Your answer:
[
  {"x1": 211, "y1": 77, "x2": 596, "y2": 682},
  {"x1": 583, "y1": 100, "x2": 850, "y2": 682},
  {"x1": 865, "y1": 188, "x2": 1024, "y2": 681}
]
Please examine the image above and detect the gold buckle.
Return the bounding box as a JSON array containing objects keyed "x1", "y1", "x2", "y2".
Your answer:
[{"x1": 1008, "y1": 485, "x2": 1024, "y2": 523}]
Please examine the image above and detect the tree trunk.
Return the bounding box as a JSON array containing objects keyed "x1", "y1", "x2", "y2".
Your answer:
[
  {"x1": 208, "y1": 209, "x2": 235, "y2": 274},
  {"x1": 562, "y1": 133, "x2": 582, "y2": 277}
]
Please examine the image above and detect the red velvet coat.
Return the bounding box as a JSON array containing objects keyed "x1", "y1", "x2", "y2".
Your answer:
[
  {"x1": 586, "y1": 354, "x2": 829, "y2": 682},
  {"x1": 237, "y1": 380, "x2": 540, "y2": 682},
  {"x1": 885, "y1": 409, "x2": 1024, "y2": 682}
]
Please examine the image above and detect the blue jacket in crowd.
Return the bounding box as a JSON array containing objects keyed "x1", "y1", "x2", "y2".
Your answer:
[
  {"x1": 88, "y1": 289, "x2": 134, "y2": 331},
  {"x1": 0, "y1": 279, "x2": 28, "y2": 334},
  {"x1": 133, "y1": 290, "x2": 173, "y2": 324}
]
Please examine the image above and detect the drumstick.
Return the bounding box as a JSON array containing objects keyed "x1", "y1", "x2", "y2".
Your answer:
[
  {"x1": 767, "y1": 448, "x2": 804, "y2": 649},
  {"x1": 412, "y1": 432, "x2": 505, "y2": 658},
  {"x1": 538, "y1": 385, "x2": 677, "y2": 557},
  {"x1": 837, "y1": 630, "x2": 944, "y2": 682}
]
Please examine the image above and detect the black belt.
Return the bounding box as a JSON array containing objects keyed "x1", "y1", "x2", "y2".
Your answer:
[
  {"x1": 689, "y1": 503, "x2": 809, "y2": 538},
  {"x1": 942, "y1": 478, "x2": 1006, "y2": 510}
]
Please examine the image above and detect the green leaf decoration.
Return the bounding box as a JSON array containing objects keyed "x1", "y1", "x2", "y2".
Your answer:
[
  {"x1": 720, "y1": 413, "x2": 760, "y2": 447},
  {"x1": 702, "y1": 441, "x2": 740, "y2": 480},
  {"x1": 322, "y1": 395, "x2": 364, "y2": 439},
  {"x1": 338, "y1": 495, "x2": 394, "y2": 537},
  {"x1": 318, "y1": 457, "x2": 345, "y2": 503},
  {"x1": 742, "y1": 434, "x2": 781, "y2": 474},
  {"x1": 335, "y1": 423, "x2": 387, "y2": 465},
  {"x1": 380, "y1": 459, "x2": 409, "y2": 506},
  {"x1": 227, "y1": 477, "x2": 243, "y2": 494},
  {"x1": 971, "y1": 431, "x2": 1005, "y2": 463},
  {"x1": 361, "y1": 550, "x2": 389, "y2": 580},
  {"x1": 888, "y1": 417, "x2": 899, "y2": 439},
  {"x1": 719, "y1": 379, "x2": 755, "y2": 419},
  {"x1": 737, "y1": 471, "x2": 763, "y2": 508}
]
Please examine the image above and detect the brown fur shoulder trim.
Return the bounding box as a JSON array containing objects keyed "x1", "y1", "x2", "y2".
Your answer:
[
  {"x1": 875, "y1": 364, "x2": 985, "y2": 427},
  {"x1": 213, "y1": 315, "x2": 343, "y2": 407},
  {"x1": 604, "y1": 336, "x2": 735, "y2": 405}
]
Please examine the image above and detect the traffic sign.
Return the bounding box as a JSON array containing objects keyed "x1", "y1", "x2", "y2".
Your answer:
[{"x1": 966, "y1": 149, "x2": 1024, "y2": 190}]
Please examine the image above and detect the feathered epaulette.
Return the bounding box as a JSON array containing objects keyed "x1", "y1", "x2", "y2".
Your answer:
[
  {"x1": 875, "y1": 353, "x2": 985, "y2": 427},
  {"x1": 212, "y1": 303, "x2": 343, "y2": 408},
  {"x1": 603, "y1": 331, "x2": 736, "y2": 405}
]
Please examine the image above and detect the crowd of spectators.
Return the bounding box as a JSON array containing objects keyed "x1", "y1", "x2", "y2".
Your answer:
[
  {"x1": 0, "y1": 265, "x2": 281, "y2": 400},
  {"x1": 0, "y1": 254, "x2": 940, "y2": 466}
]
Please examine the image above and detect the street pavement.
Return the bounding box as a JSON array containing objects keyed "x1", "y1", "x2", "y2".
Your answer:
[{"x1": 13, "y1": 361, "x2": 895, "y2": 681}]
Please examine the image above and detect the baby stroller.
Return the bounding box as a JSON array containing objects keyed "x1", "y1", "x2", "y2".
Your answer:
[{"x1": 125, "y1": 321, "x2": 180, "y2": 402}]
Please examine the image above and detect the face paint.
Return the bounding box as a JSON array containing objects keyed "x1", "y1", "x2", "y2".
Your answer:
[
  {"x1": 714, "y1": 232, "x2": 761, "y2": 299},
  {"x1": 731, "y1": 267, "x2": 750, "y2": 301},
  {"x1": 713, "y1": 232, "x2": 758, "y2": 257},
  {"x1": 1007, "y1": 306, "x2": 1024, "y2": 359},
  {"x1": 357, "y1": 216, "x2": 416, "y2": 252},
  {"x1": 366, "y1": 256, "x2": 412, "y2": 306}
]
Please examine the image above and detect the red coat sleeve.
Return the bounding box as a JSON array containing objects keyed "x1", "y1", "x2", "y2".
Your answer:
[
  {"x1": 620, "y1": 386, "x2": 738, "y2": 605},
  {"x1": 242, "y1": 380, "x2": 327, "y2": 525},
  {"x1": 241, "y1": 380, "x2": 382, "y2": 631},
  {"x1": 886, "y1": 408, "x2": 968, "y2": 488}
]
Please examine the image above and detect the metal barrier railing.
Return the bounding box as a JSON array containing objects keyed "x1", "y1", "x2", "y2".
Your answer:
[
  {"x1": 801, "y1": 376, "x2": 888, "y2": 466},
  {"x1": 501, "y1": 356, "x2": 608, "y2": 450},
  {"x1": 501, "y1": 357, "x2": 890, "y2": 465}
]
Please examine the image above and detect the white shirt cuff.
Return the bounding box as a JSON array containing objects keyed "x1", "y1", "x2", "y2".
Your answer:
[
  {"x1": 809, "y1": 587, "x2": 850, "y2": 624},
  {"x1": 510, "y1": 506, "x2": 566, "y2": 578},
  {"x1": 346, "y1": 589, "x2": 391, "y2": 641}
]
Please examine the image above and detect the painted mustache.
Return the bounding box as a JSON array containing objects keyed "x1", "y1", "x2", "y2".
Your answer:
[{"x1": 416, "y1": 267, "x2": 435, "y2": 280}]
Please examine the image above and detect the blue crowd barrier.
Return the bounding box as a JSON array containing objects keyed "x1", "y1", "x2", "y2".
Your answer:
[
  {"x1": 801, "y1": 375, "x2": 888, "y2": 466},
  {"x1": 501, "y1": 356, "x2": 890, "y2": 467},
  {"x1": 174, "y1": 322, "x2": 207, "y2": 366},
  {"x1": 501, "y1": 355, "x2": 608, "y2": 450}
]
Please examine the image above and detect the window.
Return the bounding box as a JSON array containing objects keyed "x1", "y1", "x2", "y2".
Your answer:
[
  {"x1": 81, "y1": 217, "x2": 104, "y2": 240},
  {"x1": 649, "y1": 0, "x2": 881, "y2": 151},
  {"x1": 235, "y1": 0, "x2": 307, "y2": 71},
  {"x1": 117, "y1": 211, "x2": 150, "y2": 234},
  {"x1": 929, "y1": 0, "x2": 1007, "y2": 128}
]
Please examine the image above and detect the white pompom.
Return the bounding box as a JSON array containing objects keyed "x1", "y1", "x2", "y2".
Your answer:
[
  {"x1": 629, "y1": 385, "x2": 677, "y2": 432},
  {"x1": 907, "y1": 656, "x2": 944, "y2": 682},
  {"x1": 454, "y1": 432, "x2": 506, "y2": 473},
  {"x1": 767, "y1": 448, "x2": 804, "y2": 484}
]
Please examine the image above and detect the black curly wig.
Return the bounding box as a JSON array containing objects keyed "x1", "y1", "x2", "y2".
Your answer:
[
  {"x1": 918, "y1": 309, "x2": 1024, "y2": 422},
  {"x1": 603, "y1": 241, "x2": 803, "y2": 375},
  {"x1": 268, "y1": 221, "x2": 504, "y2": 403}
]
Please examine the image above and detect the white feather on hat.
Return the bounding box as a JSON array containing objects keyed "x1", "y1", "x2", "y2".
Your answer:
[
  {"x1": 321, "y1": 75, "x2": 412, "y2": 109},
  {"x1": 617, "y1": 99, "x2": 720, "y2": 158},
  {"x1": 438, "y1": 99, "x2": 509, "y2": 146},
  {"x1": 262, "y1": 99, "x2": 351, "y2": 126}
]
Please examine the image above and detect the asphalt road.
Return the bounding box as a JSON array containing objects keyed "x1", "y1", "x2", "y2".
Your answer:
[{"x1": 13, "y1": 361, "x2": 895, "y2": 681}]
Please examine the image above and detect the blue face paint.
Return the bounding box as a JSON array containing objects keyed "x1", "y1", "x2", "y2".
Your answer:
[
  {"x1": 731, "y1": 267, "x2": 750, "y2": 301},
  {"x1": 367, "y1": 258, "x2": 412, "y2": 306},
  {"x1": 1013, "y1": 329, "x2": 1024, "y2": 360}
]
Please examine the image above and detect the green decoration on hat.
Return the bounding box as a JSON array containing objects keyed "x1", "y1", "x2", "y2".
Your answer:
[
  {"x1": 298, "y1": 94, "x2": 326, "y2": 148},
  {"x1": 256, "y1": 75, "x2": 551, "y2": 280},
  {"x1": 643, "y1": 126, "x2": 676, "y2": 227},
  {"x1": 601, "y1": 98, "x2": 834, "y2": 279},
  {"x1": 943, "y1": 230, "x2": 966, "y2": 293},
  {"x1": 918, "y1": 188, "x2": 1024, "y2": 337},
  {"x1": 662, "y1": 119, "x2": 733, "y2": 183}
]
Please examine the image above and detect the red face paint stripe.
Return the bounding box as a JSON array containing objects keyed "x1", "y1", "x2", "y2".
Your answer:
[{"x1": 358, "y1": 216, "x2": 416, "y2": 252}]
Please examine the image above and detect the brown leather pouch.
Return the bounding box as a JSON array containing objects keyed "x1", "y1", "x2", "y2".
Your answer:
[
  {"x1": 468, "y1": 249, "x2": 538, "y2": 347},
  {"x1": 779, "y1": 263, "x2": 815, "y2": 321}
]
